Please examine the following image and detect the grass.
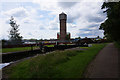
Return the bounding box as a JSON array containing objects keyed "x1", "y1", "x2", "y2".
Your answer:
[
  {"x1": 114, "y1": 41, "x2": 120, "y2": 49},
  {"x1": 45, "y1": 45, "x2": 54, "y2": 47},
  {"x1": 0, "y1": 49, "x2": 1, "y2": 53},
  {"x1": 2, "y1": 45, "x2": 54, "y2": 53},
  {"x1": 2, "y1": 46, "x2": 39, "y2": 53},
  {"x1": 3, "y1": 43, "x2": 106, "y2": 78}
]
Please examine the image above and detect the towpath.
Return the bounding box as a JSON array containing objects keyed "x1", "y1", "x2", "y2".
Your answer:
[{"x1": 85, "y1": 43, "x2": 119, "y2": 78}]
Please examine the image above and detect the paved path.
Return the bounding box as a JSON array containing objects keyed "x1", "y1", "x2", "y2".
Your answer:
[{"x1": 85, "y1": 43, "x2": 119, "y2": 78}]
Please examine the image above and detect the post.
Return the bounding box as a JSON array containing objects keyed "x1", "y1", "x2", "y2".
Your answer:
[
  {"x1": 31, "y1": 44, "x2": 33, "y2": 51},
  {"x1": 39, "y1": 42, "x2": 43, "y2": 52}
]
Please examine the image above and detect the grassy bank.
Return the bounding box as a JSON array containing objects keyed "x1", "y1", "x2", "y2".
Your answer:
[{"x1": 3, "y1": 43, "x2": 106, "y2": 78}]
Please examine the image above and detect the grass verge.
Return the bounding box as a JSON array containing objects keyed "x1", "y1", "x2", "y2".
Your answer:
[
  {"x1": 114, "y1": 41, "x2": 120, "y2": 49},
  {"x1": 3, "y1": 43, "x2": 106, "y2": 78}
]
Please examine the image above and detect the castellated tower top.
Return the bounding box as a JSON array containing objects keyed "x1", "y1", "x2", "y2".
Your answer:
[{"x1": 59, "y1": 12, "x2": 67, "y2": 20}]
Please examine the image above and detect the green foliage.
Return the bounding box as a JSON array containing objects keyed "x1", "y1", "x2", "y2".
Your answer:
[
  {"x1": 9, "y1": 16, "x2": 23, "y2": 45},
  {"x1": 1, "y1": 39, "x2": 7, "y2": 46},
  {"x1": 100, "y1": 2, "x2": 120, "y2": 42},
  {"x1": 66, "y1": 33, "x2": 70, "y2": 40},
  {"x1": 114, "y1": 41, "x2": 120, "y2": 49},
  {"x1": 3, "y1": 43, "x2": 106, "y2": 78},
  {"x1": 75, "y1": 36, "x2": 81, "y2": 40}
]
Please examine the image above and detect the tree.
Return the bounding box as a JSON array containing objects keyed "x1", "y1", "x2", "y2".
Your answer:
[
  {"x1": 75, "y1": 37, "x2": 81, "y2": 40},
  {"x1": 66, "y1": 33, "x2": 70, "y2": 40},
  {"x1": 97, "y1": 36, "x2": 100, "y2": 38},
  {"x1": 99, "y1": 2, "x2": 120, "y2": 42},
  {"x1": 1, "y1": 39, "x2": 7, "y2": 46},
  {"x1": 39, "y1": 38, "x2": 43, "y2": 41},
  {"x1": 29, "y1": 38, "x2": 37, "y2": 42},
  {"x1": 78, "y1": 37, "x2": 81, "y2": 39},
  {"x1": 9, "y1": 16, "x2": 23, "y2": 45}
]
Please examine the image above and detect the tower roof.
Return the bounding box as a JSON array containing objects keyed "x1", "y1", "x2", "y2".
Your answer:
[{"x1": 60, "y1": 12, "x2": 66, "y2": 15}]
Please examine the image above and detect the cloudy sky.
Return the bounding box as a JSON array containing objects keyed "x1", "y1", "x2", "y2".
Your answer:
[{"x1": 0, "y1": 0, "x2": 107, "y2": 40}]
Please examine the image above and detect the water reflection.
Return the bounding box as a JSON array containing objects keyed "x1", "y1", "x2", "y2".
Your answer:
[{"x1": 0, "y1": 63, "x2": 10, "y2": 69}]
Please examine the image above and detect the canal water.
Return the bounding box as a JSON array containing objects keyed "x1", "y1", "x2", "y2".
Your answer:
[
  {"x1": 0, "y1": 54, "x2": 40, "y2": 69},
  {"x1": 0, "y1": 63, "x2": 11, "y2": 69}
]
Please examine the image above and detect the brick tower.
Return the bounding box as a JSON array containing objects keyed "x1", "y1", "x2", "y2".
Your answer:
[{"x1": 59, "y1": 12, "x2": 67, "y2": 41}]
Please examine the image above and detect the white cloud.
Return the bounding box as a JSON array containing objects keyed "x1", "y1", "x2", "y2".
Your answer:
[
  {"x1": 39, "y1": 15, "x2": 44, "y2": 18},
  {"x1": 48, "y1": 17, "x2": 59, "y2": 30},
  {"x1": 2, "y1": 7, "x2": 29, "y2": 18},
  {"x1": 33, "y1": 1, "x2": 58, "y2": 11},
  {"x1": 22, "y1": 17, "x2": 35, "y2": 24},
  {"x1": 57, "y1": 2, "x2": 78, "y2": 8}
]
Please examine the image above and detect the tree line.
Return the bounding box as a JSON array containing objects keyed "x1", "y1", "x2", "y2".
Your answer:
[{"x1": 100, "y1": 1, "x2": 120, "y2": 43}]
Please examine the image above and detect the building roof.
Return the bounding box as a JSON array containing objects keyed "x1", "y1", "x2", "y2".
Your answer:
[{"x1": 60, "y1": 12, "x2": 66, "y2": 15}]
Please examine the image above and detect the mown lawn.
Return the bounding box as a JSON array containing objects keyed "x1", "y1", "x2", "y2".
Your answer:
[
  {"x1": 2, "y1": 45, "x2": 54, "y2": 53},
  {"x1": 45, "y1": 45, "x2": 54, "y2": 47},
  {"x1": 2, "y1": 46, "x2": 39, "y2": 53},
  {"x1": 3, "y1": 43, "x2": 106, "y2": 78}
]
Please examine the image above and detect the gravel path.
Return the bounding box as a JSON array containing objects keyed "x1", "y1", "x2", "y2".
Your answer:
[{"x1": 85, "y1": 43, "x2": 119, "y2": 78}]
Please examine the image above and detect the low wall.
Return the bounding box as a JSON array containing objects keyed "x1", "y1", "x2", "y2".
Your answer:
[
  {"x1": 2, "y1": 49, "x2": 41, "y2": 63},
  {"x1": 43, "y1": 45, "x2": 87, "y2": 52}
]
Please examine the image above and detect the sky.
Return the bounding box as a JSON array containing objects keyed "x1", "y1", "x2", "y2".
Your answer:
[{"x1": 0, "y1": 0, "x2": 107, "y2": 40}]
